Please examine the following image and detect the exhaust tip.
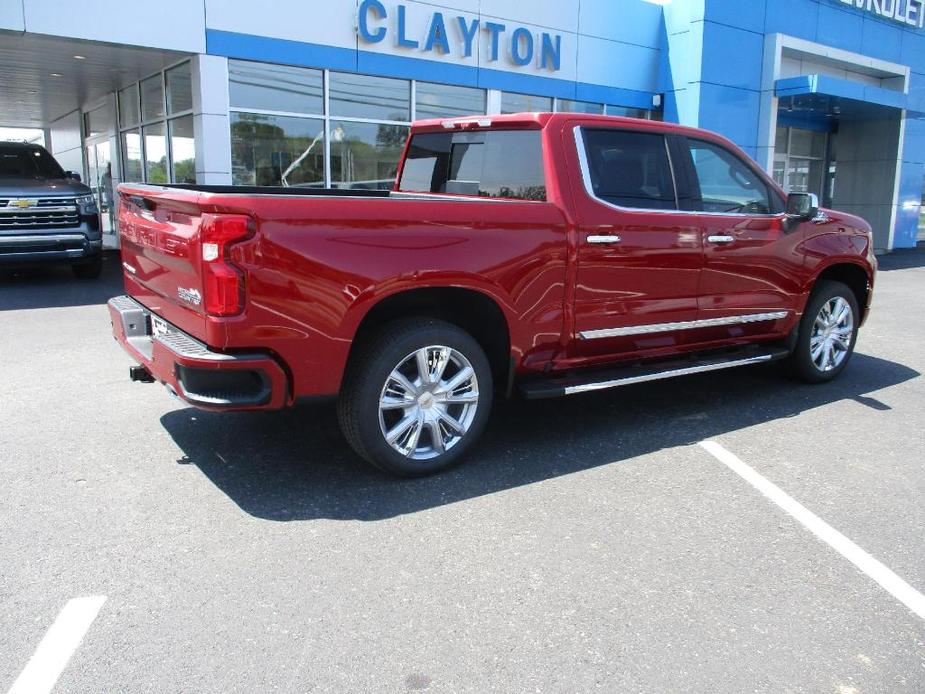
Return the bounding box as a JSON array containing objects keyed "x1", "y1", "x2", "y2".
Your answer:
[{"x1": 129, "y1": 365, "x2": 155, "y2": 383}]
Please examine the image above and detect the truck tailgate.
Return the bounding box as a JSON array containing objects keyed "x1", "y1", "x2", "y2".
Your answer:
[{"x1": 118, "y1": 186, "x2": 208, "y2": 340}]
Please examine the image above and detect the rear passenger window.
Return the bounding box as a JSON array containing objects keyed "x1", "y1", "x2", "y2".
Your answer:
[
  {"x1": 581, "y1": 129, "x2": 676, "y2": 210},
  {"x1": 398, "y1": 130, "x2": 545, "y2": 200},
  {"x1": 687, "y1": 139, "x2": 773, "y2": 214}
]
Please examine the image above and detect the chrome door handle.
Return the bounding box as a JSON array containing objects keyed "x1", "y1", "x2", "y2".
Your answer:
[
  {"x1": 587, "y1": 235, "x2": 622, "y2": 244},
  {"x1": 707, "y1": 234, "x2": 734, "y2": 243}
]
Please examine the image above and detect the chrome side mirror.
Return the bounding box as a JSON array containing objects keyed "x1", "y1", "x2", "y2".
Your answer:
[
  {"x1": 65, "y1": 171, "x2": 82, "y2": 182},
  {"x1": 786, "y1": 192, "x2": 818, "y2": 220}
]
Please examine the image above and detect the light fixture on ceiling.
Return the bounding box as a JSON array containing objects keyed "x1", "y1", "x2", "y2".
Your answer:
[
  {"x1": 73, "y1": 55, "x2": 86, "y2": 60},
  {"x1": 50, "y1": 72, "x2": 63, "y2": 77}
]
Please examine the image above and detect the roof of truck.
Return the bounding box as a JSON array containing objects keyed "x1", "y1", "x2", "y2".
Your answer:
[{"x1": 410, "y1": 111, "x2": 713, "y2": 139}]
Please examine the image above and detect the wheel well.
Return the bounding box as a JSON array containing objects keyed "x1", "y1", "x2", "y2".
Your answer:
[
  {"x1": 814, "y1": 263, "x2": 870, "y2": 311},
  {"x1": 350, "y1": 287, "x2": 512, "y2": 392}
]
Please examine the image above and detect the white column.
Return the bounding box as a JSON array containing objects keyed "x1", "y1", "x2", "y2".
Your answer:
[{"x1": 191, "y1": 54, "x2": 232, "y2": 185}]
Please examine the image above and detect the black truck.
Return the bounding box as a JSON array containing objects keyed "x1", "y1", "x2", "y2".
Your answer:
[{"x1": 0, "y1": 142, "x2": 103, "y2": 278}]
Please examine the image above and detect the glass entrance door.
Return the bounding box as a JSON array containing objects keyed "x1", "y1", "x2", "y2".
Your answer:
[
  {"x1": 772, "y1": 126, "x2": 828, "y2": 199},
  {"x1": 85, "y1": 140, "x2": 113, "y2": 234}
]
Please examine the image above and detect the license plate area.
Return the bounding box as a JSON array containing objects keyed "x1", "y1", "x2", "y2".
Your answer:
[{"x1": 150, "y1": 314, "x2": 172, "y2": 338}]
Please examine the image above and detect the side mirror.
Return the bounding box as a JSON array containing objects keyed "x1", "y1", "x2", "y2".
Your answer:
[
  {"x1": 65, "y1": 171, "x2": 82, "y2": 182},
  {"x1": 786, "y1": 192, "x2": 818, "y2": 220}
]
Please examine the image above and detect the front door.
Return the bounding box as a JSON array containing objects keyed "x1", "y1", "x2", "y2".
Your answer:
[
  {"x1": 677, "y1": 136, "x2": 806, "y2": 345},
  {"x1": 568, "y1": 126, "x2": 703, "y2": 364}
]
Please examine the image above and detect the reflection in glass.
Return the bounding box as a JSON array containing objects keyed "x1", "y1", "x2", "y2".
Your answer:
[
  {"x1": 169, "y1": 116, "x2": 196, "y2": 183},
  {"x1": 230, "y1": 112, "x2": 325, "y2": 187},
  {"x1": 329, "y1": 72, "x2": 410, "y2": 121},
  {"x1": 121, "y1": 130, "x2": 143, "y2": 182},
  {"x1": 605, "y1": 105, "x2": 650, "y2": 119},
  {"x1": 501, "y1": 92, "x2": 552, "y2": 114},
  {"x1": 166, "y1": 62, "x2": 193, "y2": 114},
  {"x1": 140, "y1": 75, "x2": 165, "y2": 122},
  {"x1": 556, "y1": 99, "x2": 603, "y2": 114},
  {"x1": 415, "y1": 82, "x2": 486, "y2": 119},
  {"x1": 229, "y1": 60, "x2": 324, "y2": 114},
  {"x1": 330, "y1": 120, "x2": 409, "y2": 189},
  {"x1": 143, "y1": 122, "x2": 168, "y2": 184}
]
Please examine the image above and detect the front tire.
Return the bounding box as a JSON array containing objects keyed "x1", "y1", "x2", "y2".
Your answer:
[
  {"x1": 789, "y1": 280, "x2": 859, "y2": 383},
  {"x1": 338, "y1": 318, "x2": 493, "y2": 476}
]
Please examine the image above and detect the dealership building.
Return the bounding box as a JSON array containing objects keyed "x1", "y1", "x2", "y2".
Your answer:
[{"x1": 2, "y1": 0, "x2": 924, "y2": 250}]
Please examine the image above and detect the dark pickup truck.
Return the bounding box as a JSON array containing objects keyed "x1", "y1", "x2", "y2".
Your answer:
[
  {"x1": 0, "y1": 142, "x2": 102, "y2": 278},
  {"x1": 109, "y1": 112, "x2": 876, "y2": 476}
]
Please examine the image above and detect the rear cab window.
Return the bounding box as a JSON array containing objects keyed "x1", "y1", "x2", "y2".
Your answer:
[{"x1": 398, "y1": 130, "x2": 546, "y2": 200}]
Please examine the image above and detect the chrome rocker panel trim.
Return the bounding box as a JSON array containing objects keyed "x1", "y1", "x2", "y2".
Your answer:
[{"x1": 579, "y1": 311, "x2": 789, "y2": 340}]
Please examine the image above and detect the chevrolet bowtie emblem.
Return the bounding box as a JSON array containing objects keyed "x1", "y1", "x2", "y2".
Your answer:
[{"x1": 11, "y1": 199, "x2": 37, "y2": 208}]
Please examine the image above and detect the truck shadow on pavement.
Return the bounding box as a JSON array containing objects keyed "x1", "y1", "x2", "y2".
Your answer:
[
  {"x1": 0, "y1": 251, "x2": 123, "y2": 311},
  {"x1": 159, "y1": 352, "x2": 918, "y2": 522}
]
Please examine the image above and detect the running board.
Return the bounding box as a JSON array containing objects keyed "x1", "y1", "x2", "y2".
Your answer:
[{"x1": 519, "y1": 346, "x2": 791, "y2": 399}]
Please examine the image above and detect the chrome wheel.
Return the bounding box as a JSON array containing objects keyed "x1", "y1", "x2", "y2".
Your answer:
[
  {"x1": 378, "y1": 345, "x2": 480, "y2": 460},
  {"x1": 810, "y1": 296, "x2": 854, "y2": 372}
]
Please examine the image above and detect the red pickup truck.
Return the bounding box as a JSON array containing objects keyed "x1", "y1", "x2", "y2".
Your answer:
[{"x1": 109, "y1": 112, "x2": 875, "y2": 476}]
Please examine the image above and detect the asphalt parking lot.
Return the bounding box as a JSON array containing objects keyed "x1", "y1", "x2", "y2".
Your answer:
[{"x1": 1, "y1": 250, "x2": 924, "y2": 693}]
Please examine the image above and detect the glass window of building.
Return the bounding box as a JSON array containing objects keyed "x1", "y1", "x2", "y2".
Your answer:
[
  {"x1": 415, "y1": 82, "x2": 486, "y2": 119},
  {"x1": 329, "y1": 72, "x2": 410, "y2": 121},
  {"x1": 229, "y1": 60, "x2": 323, "y2": 115},
  {"x1": 605, "y1": 105, "x2": 650, "y2": 119},
  {"x1": 773, "y1": 126, "x2": 827, "y2": 197},
  {"x1": 84, "y1": 104, "x2": 113, "y2": 139},
  {"x1": 120, "y1": 61, "x2": 196, "y2": 186},
  {"x1": 119, "y1": 85, "x2": 139, "y2": 128},
  {"x1": 230, "y1": 112, "x2": 325, "y2": 187},
  {"x1": 140, "y1": 75, "x2": 165, "y2": 122},
  {"x1": 121, "y1": 130, "x2": 143, "y2": 182},
  {"x1": 556, "y1": 99, "x2": 604, "y2": 115},
  {"x1": 169, "y1": 116, "x2": 196, "y2": 183},
  {"x1": 501, "y1": 92, "x2": 553, "y2": 114},
  {"x1": 330, "y1": 121, "x2": 409, "y2": 190},
  {"x1": 166, "y1": 62, "x2": 193, "y2": 115},
  {"x1": 143, "y1": 122, "x2": 168, "y2": 184}
]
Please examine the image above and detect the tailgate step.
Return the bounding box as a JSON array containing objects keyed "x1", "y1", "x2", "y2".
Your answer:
[{"x1": 519, "y1": 346, "x2": 791, "y2": 399}]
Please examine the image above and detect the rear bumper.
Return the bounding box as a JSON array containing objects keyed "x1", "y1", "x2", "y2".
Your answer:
[
  {"x1": 0, "y1": 224, "x2": 102, "y2": 264},
  {"x1": 108, "y1": 295, "x2": 290, "y2": 411}
]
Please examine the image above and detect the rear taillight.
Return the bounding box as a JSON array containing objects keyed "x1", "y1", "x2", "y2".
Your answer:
[{"x1": 200, "y1": 213, "x2": 252, "y2": 316}]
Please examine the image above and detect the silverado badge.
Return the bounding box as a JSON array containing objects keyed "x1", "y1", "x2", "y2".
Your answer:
[{"x1": 177, "y1": 286, "x2": 202, "y2": 306}]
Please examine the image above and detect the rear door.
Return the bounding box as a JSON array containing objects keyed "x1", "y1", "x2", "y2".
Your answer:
[
  {"x1": 569, "y1": 126, "x2": 703, "y2": 362},
  {"x1": 118, "y1": 187, "x2": 208, "y2": 339},
  {"x1": 673, "y1": 136, "x2": 805, "y2": 345}
]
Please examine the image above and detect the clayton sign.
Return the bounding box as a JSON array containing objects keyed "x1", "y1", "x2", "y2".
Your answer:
[
  {"x1": 838, "y1": 0, "x2": 925, "y2": 28},
  {"x1": 356, "y1": 0, "x2": 562, "y2": 71}
]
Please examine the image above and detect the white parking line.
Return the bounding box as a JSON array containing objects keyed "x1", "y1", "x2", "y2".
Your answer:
[
  {"x1": 7, "y1": 596, "x2": 107, "y2": 694},
  {"x1": 699, "y1": 440, "x2": 925, "y2": 621}
]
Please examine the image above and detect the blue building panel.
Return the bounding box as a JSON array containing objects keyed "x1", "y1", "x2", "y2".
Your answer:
[
  {"x1": 764, "y1": 0, "x2": 819, "y2": 40},
  {"x1": 702, "y1": 0, "x2": 765, "y2": 34},
  {"x1": 700, "y1": 21, "x2": 764, "y2": 91},
  {"x1": 861, "y1": 16, "x2": 904, "y2": 64},
  {"x1": 816, "y1": 4, "x2": 865, "y2": 53},
  {"x1": 696, "y1": 82, "x2": 761, "y2": 149}
]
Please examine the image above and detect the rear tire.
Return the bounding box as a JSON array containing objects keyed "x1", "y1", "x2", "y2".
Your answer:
[
  {"x1": 72, "y1": 255, "x2": 102, "y2": 279},
  {"x1": 338, "y1": 318, "x2": 493, "y2": 477},
  {"x1": 789, "y1": 280, "x2": 859, "y2": 383}
]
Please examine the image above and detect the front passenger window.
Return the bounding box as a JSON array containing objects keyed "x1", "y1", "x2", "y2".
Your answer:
[{"x1": 688, "y1": 139, "x2": 772, "y2": 215}]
